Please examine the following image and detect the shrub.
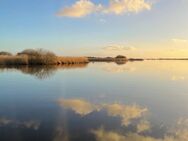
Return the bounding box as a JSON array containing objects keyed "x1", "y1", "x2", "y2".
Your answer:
[
  {"x1": 18, "y1": 49, "x2": 57, "y2": 65},
  {"x1": 0, "y1": 51, "x2": 12, "y2": 56},
  {"x1": 115, "y1": 55, "x2": 127, "y2": 59},
  {"x1": 0, "y1": 49, "x2": 89, "y2": 66}
]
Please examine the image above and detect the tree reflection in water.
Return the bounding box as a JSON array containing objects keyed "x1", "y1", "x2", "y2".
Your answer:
[{"x1": 0, "y1": 64, "x2": 88, "y2": 79}]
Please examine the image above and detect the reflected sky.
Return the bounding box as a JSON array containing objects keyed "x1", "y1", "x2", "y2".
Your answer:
[{"x1": 0, "y1": 61, "x2": 188, "y2": 141}]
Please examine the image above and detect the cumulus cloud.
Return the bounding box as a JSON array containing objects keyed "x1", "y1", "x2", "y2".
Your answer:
[
  {"x1": 136, "y1": 120, "x2": 151, "y2": 133},
  {"x1": 104, "y1": 0, "x2": 151, "y2": 15},
  {"x1": 92, "y1": 128, "x2": 164, "y2": 141},
  {"x1": 57, "y1": 98, "x2": 147, "y2": 126},
  {"x1": 57, "y1": 98, "x2": 188, "y2": 141},
  {"x1": 105, "y1": 104, "x2": 147, "y2": 126},
  {"x1": 92, "y1": 124, "x2": 188, "y2": 141},
  {"x1": 57, "y1": 0, "x2": 152, "y2": 18},
  {"x1": 57, "y1": 98, "x2": 99, "y2": 115},
  {"x1": 56, "y1": 0, "x2": 102, "y2": 18}
]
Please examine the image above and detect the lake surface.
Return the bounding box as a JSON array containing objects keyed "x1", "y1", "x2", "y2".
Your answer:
[{"x1": 0, "y1": 61, "x2": 188, "y2": 141}]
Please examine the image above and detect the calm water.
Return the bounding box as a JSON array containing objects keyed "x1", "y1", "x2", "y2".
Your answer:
[{"x1": 0, "y1": 61, "x2": 188, "y2": 141}]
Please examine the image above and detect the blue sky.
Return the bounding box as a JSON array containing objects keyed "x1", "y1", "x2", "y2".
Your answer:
[{"x1": 0, "y1": 0, "x2": 188, "y2": 57}]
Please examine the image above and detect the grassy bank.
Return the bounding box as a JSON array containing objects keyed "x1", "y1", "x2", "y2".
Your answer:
[
  {"x1": 0, "y1": 49, "x2": 89, "y2": 66},
  {"x1": 0, "y1": 56, "x2": 28, "y2": 65},
  {"x1": 0, "y1": 49, "x2": 144, "y2": 66},
  {"x1": 57, "y1": 57, "x2": 89, "y2": 64}
]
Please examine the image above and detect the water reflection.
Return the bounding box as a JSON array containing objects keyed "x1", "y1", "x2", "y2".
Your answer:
[
  {"x1": 115, "y1": 60, "x2": 128, "y2": 65},
  {"x1": 92, "y1": 122, "x2": 188, "y2": 141},
  {"x1": 58, "y1": 98, "x2": 99, "y2": 116},
  {"x1": 57, "y1": 98, "x2": 188, "y2": 141},
  {"x1": 0, "y1": 64, "x2": 88, "y2": 79},
  {"x1": 0, "y1": 96, "x2": 187, "y2": 141},
  {"x1": 136, "y1": 120, "x2": 150, "y2": 133},
  {"x1": 0, "y1": 117, "x2": 40, "y2": 130},
  {"x1": 58, "y1": 98, "x2": 147, "y2": 126},
  {"x1": 100, "y1": 61, "x2": 188, "y2": 81},
  {"x1": 1, "y1": 61, "x2": 188, "y2": 141},
  {"x1": 1, "y1": 61, "x2": 188, "y2": 81}
]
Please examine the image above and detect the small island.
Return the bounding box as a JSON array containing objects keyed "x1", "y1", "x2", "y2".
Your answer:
[{"x1": 88, "y1": 55, "x2": 144, "y2": 63}]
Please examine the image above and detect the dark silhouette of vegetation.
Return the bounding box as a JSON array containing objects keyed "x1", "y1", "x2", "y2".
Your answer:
[
  {"x1": 115, "y1": 55, "x2": 127, "y2": 59},
  {"x1": 0, "y1": 49, "x2": 145, "y2": 66},
  {"x1": 0, "y1": 56, "x2": 28, "y2": 65},
  {"x1": 0, "y1": 49, "x2": 89, "y2": 66},
  {"x1": 88, "y1": 55, "x2": 128, "y2": 64},
  {"x1": 128, "y1": 58, "x2": 144, "y2": 61},
  {"x1": 0, "y1": 64, "x2": 88, "y2": 79},
  {"x1": 17, "y1": 49, "x2": 57, "y2": 65},
  {"x1": 115, "y1": 55, "x2": 127, "y2": 64},
  {"x1": 88, "y1": 57, "x2": 114, "y2": 62},
  {"x1": 0, "y1": 51, "x2": 12, "y2": 56}
]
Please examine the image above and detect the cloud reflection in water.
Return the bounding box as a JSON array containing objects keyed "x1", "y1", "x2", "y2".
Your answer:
[
  {"x1": 58, "y1": 98, "x2": 147, "y2": 127},
  {"x1": 57, "y1": 98, "x2": 188, "y2": 141}
]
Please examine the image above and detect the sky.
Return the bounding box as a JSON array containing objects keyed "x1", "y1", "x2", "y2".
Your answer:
[{"x1": 0, "y1": 0, "x2": 188, "y2": 58}]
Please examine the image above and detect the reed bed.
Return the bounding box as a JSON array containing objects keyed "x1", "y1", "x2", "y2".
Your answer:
[
  {"x1": 18, "y1": 49, "x2": 57, "y2": 65},
  {"x1": 0, "y1": 56, "x2": 89, "y2": 66},
  {"x1": 0, "y1": 49, "x2": 89, "y2": 65},
  {"x1": 0, "y1": 55, "x2": 28, "y2": 65},
  {"x1": 57, "y1": 57, "x2": 89, "y2": 64}
]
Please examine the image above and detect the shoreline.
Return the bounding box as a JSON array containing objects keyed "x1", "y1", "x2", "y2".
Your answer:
[
  {"x1": 1, "y1": 49, "x2": 188, "y2": 66},
  {"x1": 1, "y1": 56, "x2": 188, "y2": 66},
  {"x1": 146, "y1": 58, "x2": 188, "y2": 60}
]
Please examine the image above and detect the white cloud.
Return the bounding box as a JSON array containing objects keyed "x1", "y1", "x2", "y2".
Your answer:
[
  {"x1": 103, "y1": 45, "x2": 136, "y2": 51},
  {"x1": 92, "y1": 124, "x2": 188, "y2": 141},
  {"x1": 104, "y1": 0, "x2": 151, "y2": 15},
  {"x1": 57, "y1": 98, "x2": 147, "y2": 126},
  {"x1": 172, "y1": 38, "x2": 188, "y2": 44},
  {"x1": 57, "y1": 0, "x2": 152, "y2": 18},
  {"x1": 105, "y1": 103, "x2": 147, "y2": 126},
  {"x1": 56, "y1": 0, "x2": 102, "y2": 18},
  {"x1": 136, "y1": 120, "x2": 151, "y2": 133},
  {"x1": 57, "y1": 98, "x2": 99, "y2": 115}
]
